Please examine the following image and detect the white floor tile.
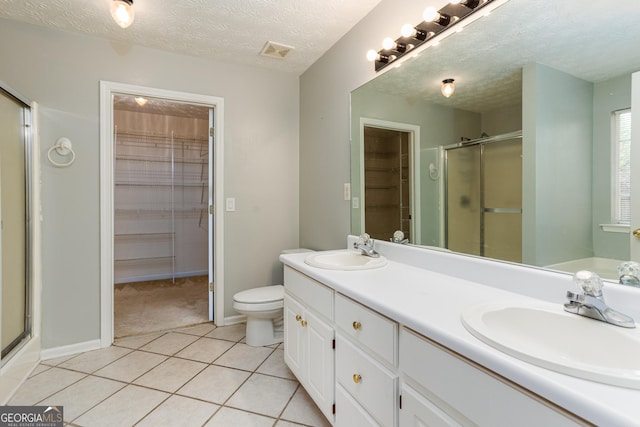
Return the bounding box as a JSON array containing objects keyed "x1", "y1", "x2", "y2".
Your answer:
[
  {"x1": 256, "y1": 348, "x2": 296, "y2": 380},
  {"x1": 139, "y1": 332, "x2": 199, "y2": 355},
  {"x1": 204, "y1": 406, "x2": 275, "y2": 427},
  {"x1": 175, "y1": 337, "x2": 234, "y2": 363},
  {"x1": 281, "y1": 386, "x2": 331, "y2": 427},
  {"x1": 136, "y1": 395, "x2": 219, "y2": 427},
  {"x1": 114, "y1": 332, "x2": 164, "y2": 349},
  {"x1": 8, "y1": 367, "x2": 86, "y2": 406},
  {"x1": 38, "y1": 375, "x2": 125, "y2": 422},
  {"x1": 73, "y1": 384, "x2": 168, "y2": 427},
  {"x1": 176, "y1": 322, "x2": 217, "y2": 337},
  {"x1": 226, "y1": 373, "x2": 298, "y2": 418},
  {"x1": 133, "y1": 357, "x2": 207, "y2": 392},
  {"x1": 58, "y1": 346, "x2": 132, "y2": 374},
  {"x1": 214, "y1": 343, "x2": 273, "y2": 372},
  {"x1": 93, "y1": 350, "x2": 167, "y2": 382},
  {"x1": 177, "y1": 365, "x2": 250, "y2": 404},
  {"x1": 28, "y1": 364, "x2": 51, "y2": 377},
  {"x1": 206, "y1": 323, "x2": 246, "y2": 342}
]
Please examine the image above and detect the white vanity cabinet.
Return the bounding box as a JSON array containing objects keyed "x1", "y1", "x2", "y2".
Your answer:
[
  {"x1": 283, "y1": 267, "x2": 335, "y2": 423},
  {"x1": 334, "y1": 293, "x2": 399, "y2": 427},
  {"x1": 399, "y1": 328, "x2": 587, "y2": 427}
]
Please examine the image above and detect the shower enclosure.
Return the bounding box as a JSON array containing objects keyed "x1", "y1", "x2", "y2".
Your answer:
[
  {"x1": 445, "y1": 132, "x2": 522, "y2": 263},
  {"x1": 0, "y1": 84, "x2": 32, "y2": 362}
]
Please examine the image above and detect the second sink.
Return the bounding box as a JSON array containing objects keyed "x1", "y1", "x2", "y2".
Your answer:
[
  {"x1": 304, "y1": 250, "x2": 387, "y2": 271},
  {"x1": 462, "y1": 300, "x2": 640, "y2": 389}
]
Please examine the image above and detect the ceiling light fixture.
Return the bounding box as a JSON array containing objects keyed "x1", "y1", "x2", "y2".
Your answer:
[
  {"x1": 134, "y1": 96, "x2": 148, "y2": 106},
  {"x1": 441, "y1": 79, "x2": 455, "y2": 98},
  {"x1": 367, "y1": 0, "x2": 493, "y2": 72},
  {"x1": 111, "y1": 0, "x2": 135, "y2": 29}
]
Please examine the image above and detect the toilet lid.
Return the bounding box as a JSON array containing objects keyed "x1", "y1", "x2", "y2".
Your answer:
[{"x1": 234, "y1": 285, "x2": 284, "y2": 304}]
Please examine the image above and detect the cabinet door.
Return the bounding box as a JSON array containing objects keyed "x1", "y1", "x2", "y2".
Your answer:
[
  {"x1": 305, "y1": 309, "x2": 335, "y2": 422},
  {"x1": 400, "y1": 384, "x2": 461, "y2": 427},
  {"x1": 284, "y1": 294, "x2": 305, "y2": 380},
  {"x1": 336, "y1": 384, "x2": 380, "y2": 427}
]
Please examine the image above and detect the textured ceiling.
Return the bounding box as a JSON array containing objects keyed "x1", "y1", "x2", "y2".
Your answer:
[
  {"x1": 0, "y1": 0, "x2": 383, "y2": 74},
  {"x1": 364, "y1": 0, "x2": 640, "y2": 113}
]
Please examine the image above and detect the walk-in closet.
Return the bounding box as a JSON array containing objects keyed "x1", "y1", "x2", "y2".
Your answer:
[{"x1": 112, "y1": 94, "x2": 211, "y2": 337}]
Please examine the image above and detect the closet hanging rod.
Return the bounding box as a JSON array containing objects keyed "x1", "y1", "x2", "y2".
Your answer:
[{"x1": 114, "y1": 129, "x2": 209, "y2": 143}]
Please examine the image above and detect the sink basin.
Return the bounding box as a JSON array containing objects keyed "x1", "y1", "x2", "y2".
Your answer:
[
  {"x1": 462, "y1": 301, "x2": 640, "y2": 389},
  {"x1": 304, "y1": 250, "x2": 387, "y2": 270}
]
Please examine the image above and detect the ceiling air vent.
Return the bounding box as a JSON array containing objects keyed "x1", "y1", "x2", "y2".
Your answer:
[{"x1": 260, "y1": 41, "x2": 294, "y2": 60}]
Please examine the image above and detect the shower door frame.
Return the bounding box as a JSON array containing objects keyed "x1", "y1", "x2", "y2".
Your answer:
[
  {"x1": 443, "y1": 130, "x2": 523, "y2": 257},
  {"x1": 99, "y1": 81, "x2": 225, "y2": 348}
]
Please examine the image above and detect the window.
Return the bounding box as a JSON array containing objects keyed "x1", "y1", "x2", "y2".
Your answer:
[{"x1": 613, "y1": 109, "x2": 632, "y2": 224}]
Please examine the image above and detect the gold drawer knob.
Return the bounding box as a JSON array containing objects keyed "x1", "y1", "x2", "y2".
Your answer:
[
  {"x1": 353, "y1": 374, "x2": 362, "y2": 384},
  {"x1": 295, "y1": 314, "x2": 302, "y2": 322},
  {"x1": 301, "y1": 320, "x2": 308, "y2": 327},
  {"x1": 352, "y1": 321, "x2": 362, "y2": 331}
]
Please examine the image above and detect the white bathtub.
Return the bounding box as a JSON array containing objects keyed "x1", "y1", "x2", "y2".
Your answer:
[{"x1": 545, "y1": 257, "x2": 624, "y2": 281}]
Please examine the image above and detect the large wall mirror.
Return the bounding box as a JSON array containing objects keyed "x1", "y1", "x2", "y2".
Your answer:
[{"x1": 351, "y1": 0, "x2": 640, "y2": 281}]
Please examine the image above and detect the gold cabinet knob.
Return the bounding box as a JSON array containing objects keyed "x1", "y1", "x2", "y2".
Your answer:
[
  {"x1": 301, "y1": 320, "x2": 307, "y2": 327},
  {"x1": 633, "y1": 228, "x2": 640, "y2": 239},
  {"x1": 352, "y1": 321, "x2": 362, "y2": 331},
  {"x1": 353, "y1": 373, "x2": 362, "y2": 384},
  {"x1": 295, "y1": 314, "x2": 302, "y2": 322}
]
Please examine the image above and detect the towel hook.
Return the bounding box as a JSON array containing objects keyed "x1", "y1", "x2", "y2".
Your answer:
[{"x1": 48, "y1": 137, "x2": 76, "y2": 167}]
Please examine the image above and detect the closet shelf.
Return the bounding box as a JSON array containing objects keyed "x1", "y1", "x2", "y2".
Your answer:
[
  {"x1": 365, "y1": 185, "x2": 399, "y2": 190},
  {"x1": 115, "y1": 232, "x2": 174, "y2": 240},
  {"x1": 116, "y1": 155, "x2": 208, "y2": 164},
  {"x1": 115, "y1": 181, "x2": 207, "y2": 187}
]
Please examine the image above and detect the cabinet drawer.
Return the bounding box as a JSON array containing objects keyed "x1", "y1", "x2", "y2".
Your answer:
[
  {"x1": 335, "y1": 293, "x2": 397, "y2": 366},
  {"x1": 399, "y1": 328, "x2": 584, "y2": 427},
  {"x1": 336, "y1": 334, "x2": 398, "y2": 427},
  {"x1": 336, "y1": 384, "x2": 380, "y2": 427},
  {"x1": 284, "y1": 266, "x2": 333, "y2": 320}
]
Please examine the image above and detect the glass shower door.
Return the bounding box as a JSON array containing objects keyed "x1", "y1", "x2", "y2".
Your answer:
[{"x1": 0, "y1": 89, "x2": 30, "y2": 359}]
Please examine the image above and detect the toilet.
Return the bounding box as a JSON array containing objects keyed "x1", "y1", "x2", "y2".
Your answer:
[{"x1": 233, "y1": 249, "x2": 312, "y2": 347}]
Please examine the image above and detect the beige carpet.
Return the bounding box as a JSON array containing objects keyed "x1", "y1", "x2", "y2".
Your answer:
[{"x1": 114, "y1": 275, "x2": 210, "y2": 338}]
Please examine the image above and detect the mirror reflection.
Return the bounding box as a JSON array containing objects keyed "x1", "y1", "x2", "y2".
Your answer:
[{"x1": 350, "y1": 0, "x2": 640, "y2": 281}]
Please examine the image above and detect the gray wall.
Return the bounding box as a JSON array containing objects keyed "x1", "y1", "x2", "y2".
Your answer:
[
  {"x1": 299, "y1": 0, "x2": 429, "y2": 250},
  {"x1": 592, "y1": 74, "x2": 631, "y2": 259},
  {"x1": 522, "y1": 63, "x2": 593, "y2": 266},
  {"x1": 0, "y1": 19, "x2": 300, "y2": 349}
]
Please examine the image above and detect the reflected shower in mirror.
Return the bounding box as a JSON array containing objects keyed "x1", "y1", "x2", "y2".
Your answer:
[{"x1": 350, "y1": 0, "x2": 640, "y2": 281}]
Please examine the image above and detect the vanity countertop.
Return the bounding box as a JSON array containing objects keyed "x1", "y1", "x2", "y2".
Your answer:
[{"x1": 280, "y1": 240, "x2": 640, "y2": 427}]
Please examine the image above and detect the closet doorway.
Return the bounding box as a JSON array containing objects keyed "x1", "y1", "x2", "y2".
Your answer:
[
  {"x1": 100, "y1": 82, "x2": 225, "y2": 346},
  {"x1": 113, "y1": 95, "x2": 211, "y2": 337}
]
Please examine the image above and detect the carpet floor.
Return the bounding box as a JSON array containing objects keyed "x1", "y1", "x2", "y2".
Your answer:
[{"x1": 114, "y1": 275, "x2": 210, "y2": 338}]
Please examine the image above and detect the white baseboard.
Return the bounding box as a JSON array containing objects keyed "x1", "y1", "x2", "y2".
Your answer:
[
  {"x1": 0, "y1": 336, "x2": 41, "y2": 405},
  {"x1": 40, "y1": 339, "x2": 102, "y2": 361},
  {"x1": 222, "y1": 314, "x2": 247, "y2": 326}
]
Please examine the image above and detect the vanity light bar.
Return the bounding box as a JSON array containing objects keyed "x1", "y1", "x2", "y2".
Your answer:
[{"x1": 369, "y1": 0, "x2": 494, "y2": 72}]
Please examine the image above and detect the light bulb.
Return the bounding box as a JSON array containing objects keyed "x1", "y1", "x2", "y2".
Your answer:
[
  {"x1": 134, "y1": 97, "x2": 148, "y2": 106},
  {"x1": 441, "y1": 79, "x2": 455, "y2": 98},
  {"x1": 110, "y1": 0, "x2": 135, "y2": 29},
  {"x1": 382, "y1": 37, "x2": 396, "y2": 50},
  {"x1": 401, "y1": 24, "x2": 416, "y2": 38},
  {"x1": 366, "y1": 49, "x2": 379, "y2": 62},
  {"x1": 423, "y1": 7, "x2": 440, "y2": 22}
]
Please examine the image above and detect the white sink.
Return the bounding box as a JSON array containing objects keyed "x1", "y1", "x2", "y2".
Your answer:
[
  {"x1": 461, "y1": 301, "x2": 640, "y2": 389},
  {"x1": 304, "y1": 250, "x2": 387, "y2": 271}
]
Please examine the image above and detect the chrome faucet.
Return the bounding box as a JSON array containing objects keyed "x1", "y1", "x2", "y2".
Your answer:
[
  {"x1": 564, "y1": 270, "x2": 635, "y2": 328},
  {"x1": 354, "y1": 233, "x2": 380, "y2": 258},
  {"x1": 390, "y1": 230, "x2": 409, "y2": 244}
]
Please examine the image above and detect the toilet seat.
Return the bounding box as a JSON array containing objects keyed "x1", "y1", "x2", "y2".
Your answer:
[{"x1": 233, "y1": 285, "x2": 284, "y2": 312}]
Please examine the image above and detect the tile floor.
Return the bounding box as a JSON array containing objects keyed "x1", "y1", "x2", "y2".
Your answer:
[{"x1": 9, "y1": 323, "x2": 331, "y2": 427}]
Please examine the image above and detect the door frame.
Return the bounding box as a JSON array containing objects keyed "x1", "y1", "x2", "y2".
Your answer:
[
  {"x1": 99, "y1": 81, "x2": 225, "y2": 348},
  {"x1": 359, "y1": 118, "x2": 421, "y2": 244}
]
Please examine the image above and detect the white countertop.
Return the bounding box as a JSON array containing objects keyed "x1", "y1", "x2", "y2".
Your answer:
[{"x1": 280, "y1": 239, "x2": 640, "y2": 427}]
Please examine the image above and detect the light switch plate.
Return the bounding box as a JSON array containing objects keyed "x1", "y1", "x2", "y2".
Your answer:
[{"x1": 226, "y1": 197, "x2": 236, "y2": 211}]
